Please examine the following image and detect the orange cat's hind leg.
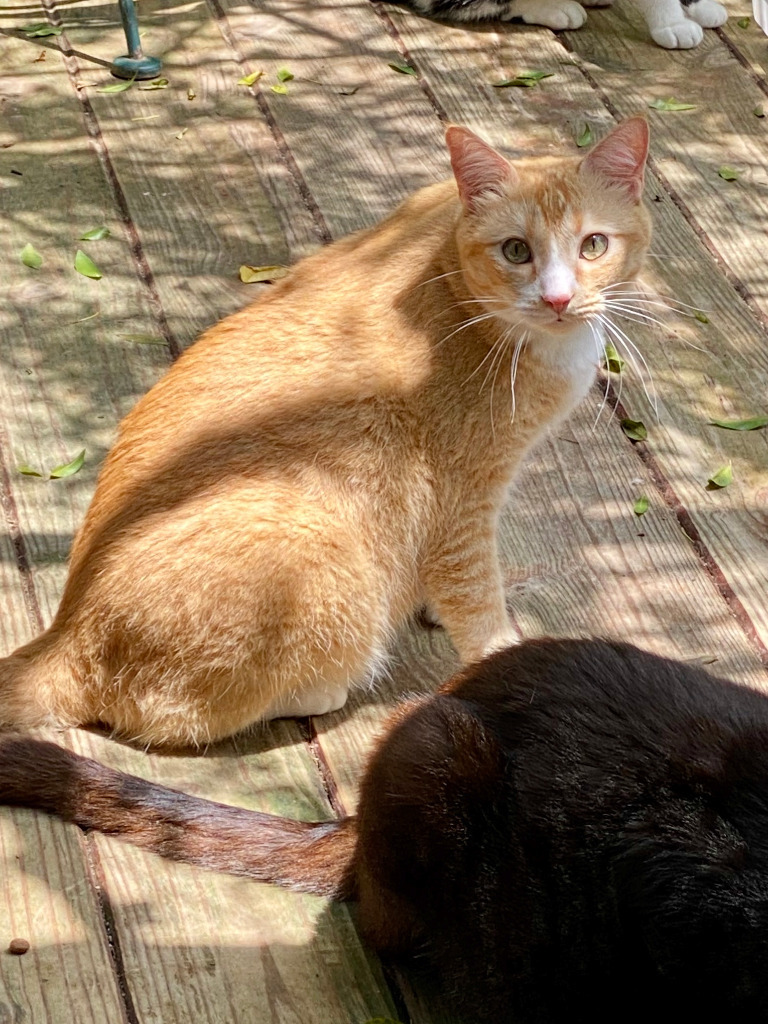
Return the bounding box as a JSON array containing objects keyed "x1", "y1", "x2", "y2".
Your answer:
[{"x1": 0, "y1": 633, "x2": 97, "y2": 734}]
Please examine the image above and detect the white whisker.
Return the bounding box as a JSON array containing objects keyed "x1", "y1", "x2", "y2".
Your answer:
[
  {"x1": 589, "y1": 319, "x2": 612, "y2": 430},
  {"x1": 416, "y1": 269, "x2": 467, "y2": 289},
  {"x1": 438, "y1": 310, "x2": 501, "y2": 349},
  {"x1": 509, "y1": 331, "x2": 527, "y2": 422},
  {"x1": 603, "y1": 290, "x2": 712, "y2": 316},
  {"x1": 597, "y1": 314, "x2": 658, "y2": 418},
  {"x1": 603, "y1": 302, "x2": 670, "y2": 330}
]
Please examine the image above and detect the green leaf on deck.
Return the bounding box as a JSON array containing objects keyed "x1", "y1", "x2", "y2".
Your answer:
[
  {"x1": 707, "y1": 463, "x2": 733, "y2": 489},
  {"x1": 736, "y1": 16, "x2": 751, "y2": 27},
  {"x1": 139, "y1": 78, "x2": 170, "y2": 90},
  {"x1": 755, "y1": 104, "x2": 766, "y2": 118},
  {"x1": 74, "y1": 250, "x2": 102, "y2": 279},
  {"x1": 494, "y1": 70, "x2": 554, "y2": 88},
  {"x1": 647, "y1": 97, "x2": 696, "y2": 111},
  {"x1": 21, "y1": 22, "x2": 62, "y2": 37},
  {"x1": 20, "y1": 243, "x2": 42, "y2": 269},
  {"x1": 238, "y1": 71, "x2": 263, "y2": 86},
  {"x1": 717, "y1": 165, "x2": 739, "y2": 181},
  {"x1": 276, "y1": 68, "x2": 294, "y2": 82},
  {"x1": 603, "y1": 343, "x2": 625, "y2": 374},
  {"x1": 49, "y1": 449, "x2": 86, "y2": 479},
  {"x1": 17, "y1": 463, "x2": 43, "y2": 477},
  {"x1": 388, "y1": 62, "x2": 417, "y2": 76},
  {"x1": 270, "y1": 84, "x2": 288, "y2": 94},
  {"x1": 175, "y1": 127, "x2": 188, "y2": 139},
  {"x1": 576, "y1": 123, "x2": 593, "y2": 148},
  {"x1": 633, "y1": 495, "x2": 649, "y2": 516},
  {"x1": 79, "y1": 226, "x2": 110, "y2": 241},
  {"x1": 187, "y1": 86, "x2": 196, "y2": 100},
  {"x1": 621, "y1": 418, "x2": 647, "y2": 442},
  {"x1": 239, "y1": 264, "x2": 290, "y2": 283},
  {"x1": 693, "y1": 310, "x2": 709, "y2": 323},
  {"x1": 97, "y1": 75, "x2": 136, "y2": 93},
  {"x1": 709, "y1": 415, "x2": 768, "y2": 431}
]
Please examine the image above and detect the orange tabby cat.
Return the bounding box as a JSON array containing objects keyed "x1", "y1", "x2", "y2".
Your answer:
[{"x1": 0, "y1": 119, "x2": 651, "y2": 748}]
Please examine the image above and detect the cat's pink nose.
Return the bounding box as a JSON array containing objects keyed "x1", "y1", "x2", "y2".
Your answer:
[{"x1": 543, "y1": 295, "x2": 572, "y2": 315}]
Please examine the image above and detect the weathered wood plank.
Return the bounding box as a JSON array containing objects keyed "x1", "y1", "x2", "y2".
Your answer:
[{"x1": 219, "y1": 0, "x2": 451, "y2": 234}]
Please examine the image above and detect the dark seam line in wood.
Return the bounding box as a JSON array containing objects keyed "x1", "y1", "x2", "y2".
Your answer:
[
  {"x1": 370, "y1": 1, "x2": 451, "y2": 122},
  {"x1": 300, "y1": 717, "x2": 349, "y2": 818},
  {"x1": 0, "y1": 425, "x2": 45, "y2": 634},
  {"x1": 81, "y1": 835, "x2": 141, "y2": 1024},
  {"x1": 598, "y1": 379, "x2": 768, "y2": 670},
  {"x1": 205, "y1": 0, "x2": 334, "y2": 246},
  {"x1": 38, "y1": 0, "x2": 180, "y2": 362},
  {"x1": 715, "y1": 28, "x2": 768, "y2": 98},
  {"x1": 561, "y1": 39, "x2": 768, "y2": 333}
]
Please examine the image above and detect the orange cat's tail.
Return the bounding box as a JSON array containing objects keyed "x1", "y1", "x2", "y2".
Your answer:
[{"x1": 0, "y1": 737, "x2": 357, "y2": 900}]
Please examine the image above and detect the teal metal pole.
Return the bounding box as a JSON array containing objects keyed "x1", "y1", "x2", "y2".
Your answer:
[{"x1": 112, "y1": 0, "x2": 162, "y2": 79}]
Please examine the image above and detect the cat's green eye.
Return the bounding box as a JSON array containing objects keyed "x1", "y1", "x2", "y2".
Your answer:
[
  {"x1": 580, "y1": 233, "x2": 609, "y2": 260},
  {"x1": 501, "y1": 238, "x2": 532, "y2": 265}
]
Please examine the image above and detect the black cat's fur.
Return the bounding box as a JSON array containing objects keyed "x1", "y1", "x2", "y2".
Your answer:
[{"x1": 2, "y1": 637, "x2": 768, "y2": 1022}]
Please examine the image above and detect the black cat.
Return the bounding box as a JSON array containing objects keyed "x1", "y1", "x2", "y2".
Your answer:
[{"x1": 1, "y1": 637, "x2": 767, "y2": 1022}]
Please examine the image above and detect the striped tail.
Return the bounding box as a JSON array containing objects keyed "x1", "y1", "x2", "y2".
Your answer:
[{"x1": 0, "y1": 736, "x2": 356, "y2": 899}]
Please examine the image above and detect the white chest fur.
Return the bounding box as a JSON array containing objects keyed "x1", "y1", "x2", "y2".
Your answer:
[{"x1": 528, "y1": 321, "x2": 601, "y2": 415}]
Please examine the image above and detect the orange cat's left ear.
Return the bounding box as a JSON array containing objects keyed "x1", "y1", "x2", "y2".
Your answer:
[
  {"x1": 446, "y1": 126, "x2": 517, "y2": 212},
  {"x1": 580, "y1": 117, "x2": 649, "y2": 202}
]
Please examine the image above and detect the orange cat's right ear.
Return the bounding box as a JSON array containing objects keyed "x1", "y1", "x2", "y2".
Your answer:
[{"x1": 446, "y1": 126, "x2": 516, "y2": 212}]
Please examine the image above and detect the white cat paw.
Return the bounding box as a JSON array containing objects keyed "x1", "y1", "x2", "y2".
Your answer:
[
  {"x1": 267, "y1": 683, "x2": 349, "y2": 719},
  {"x1": 684, "y1": 0, "x2": 727, "y2": 27},
  {"x1": 503, "y1": 0, "x2": 587, "y2": 29},
  {"x1": 651, "y1": 19, "x2": 704, "y2": 46}
]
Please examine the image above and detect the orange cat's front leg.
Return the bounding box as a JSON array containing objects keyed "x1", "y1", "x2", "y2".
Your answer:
[{"x1": 420, "y1": 525, "x2": 520, "y2": 664}]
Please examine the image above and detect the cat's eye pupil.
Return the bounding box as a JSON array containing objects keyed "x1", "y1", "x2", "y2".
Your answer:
[
  {"x1": 501, "y1": 238, "x2": 531, "y2": 265},
  {"x1": 580, "y1": 233, "x2": 609, "y2": 260}
]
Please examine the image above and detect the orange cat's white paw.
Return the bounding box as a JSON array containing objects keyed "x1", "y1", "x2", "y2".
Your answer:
[
  {"x1": 502, "y1": 0, "x2": 587, "y2": 28},
  {"x1": 266, "y1": 683, "x2": 349, "y2": 720}
]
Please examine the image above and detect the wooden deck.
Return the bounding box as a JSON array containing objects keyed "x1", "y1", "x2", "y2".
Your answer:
[{"x1": 1, "y1": 0, "x2": 768, "y2": 1019}]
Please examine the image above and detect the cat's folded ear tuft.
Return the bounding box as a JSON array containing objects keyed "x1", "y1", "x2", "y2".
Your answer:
[
  {"x1": 579, "y1": 116, "x2": 650, "y2": 202},
  {"x1": 445, "y1": 125, "x2": 517, "y2": 212}
]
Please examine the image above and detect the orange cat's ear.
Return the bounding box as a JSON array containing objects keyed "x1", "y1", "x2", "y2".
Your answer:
[
  {"x1": 579, "y1": 117, "x2": 649, "y2": 201},
  {"x1": 446, "y1": 126, "x2": 517, "y2": 211}
]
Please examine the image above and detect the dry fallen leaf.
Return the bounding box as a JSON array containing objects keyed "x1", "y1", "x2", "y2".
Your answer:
[{"x1": 239, "y1": 264, "x2": 290, "y2": 284}]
